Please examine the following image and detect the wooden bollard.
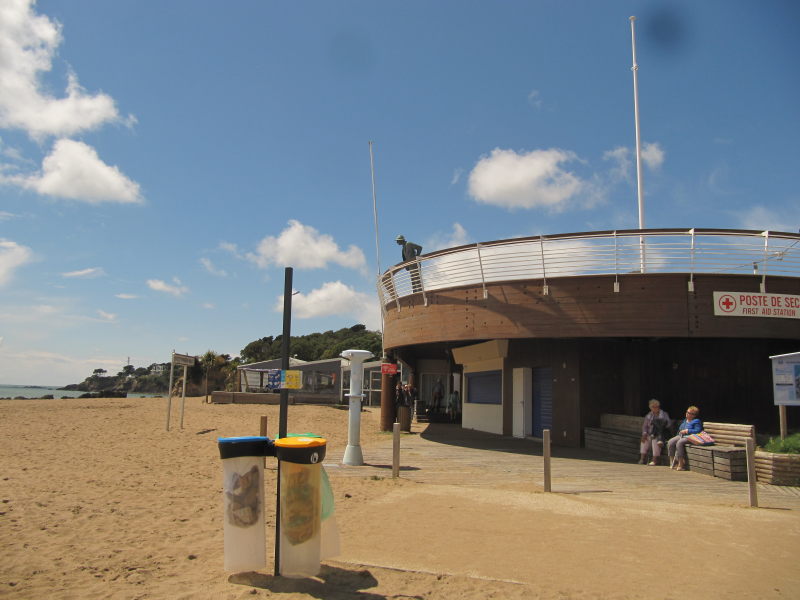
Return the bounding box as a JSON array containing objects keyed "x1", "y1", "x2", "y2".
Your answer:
[
  {"x1": 746, "y1": 438, "x2": 758, "y2": 508},
  {"x1": 260, "y1": 416, "x2": 268, "y2": 437},
  {"x1": 392, "y1": 422, "x2": 400, "y2": 478},
  {"x1": 543, "y1": 429, "x2": 552, "y2": 493}
]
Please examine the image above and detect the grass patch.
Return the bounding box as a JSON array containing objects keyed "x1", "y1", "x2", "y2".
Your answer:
[{"x1": 763, "y1": 432, "x2": 800, "y2": 454}]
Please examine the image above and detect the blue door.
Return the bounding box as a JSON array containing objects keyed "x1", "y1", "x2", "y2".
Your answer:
[{"x1": 532, "y1": 367, "x2": 553, "y2": 438}]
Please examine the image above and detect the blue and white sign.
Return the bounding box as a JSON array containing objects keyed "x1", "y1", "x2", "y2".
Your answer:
[{"x1": 770, "y1": 352, "x2": 800, "y2": 406}]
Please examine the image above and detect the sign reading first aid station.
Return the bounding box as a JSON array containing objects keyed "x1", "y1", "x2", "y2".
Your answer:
[{"x1": 713, "y1": 291, "x2": 800, "y2": 319}]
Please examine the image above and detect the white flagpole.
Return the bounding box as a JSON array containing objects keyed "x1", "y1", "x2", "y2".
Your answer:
[
  {"x1": 369, "y1": 141, "x2": 386, "y2": 358},
  {"x1": 630, "y1": 16, "x2": 646, "y2": 273}
]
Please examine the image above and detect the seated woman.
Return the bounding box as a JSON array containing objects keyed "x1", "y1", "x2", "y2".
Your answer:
[
  {"x1": 667, "y1": 406, "x2": 703, "y2": 471},
  {"x1": 639, "y1": 399, "x2": 670, "y2": 465}
]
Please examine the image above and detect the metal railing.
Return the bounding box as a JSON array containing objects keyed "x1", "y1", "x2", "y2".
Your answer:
[{"x1": 377, "y1": 228, "x2": 800, "y2": 308}]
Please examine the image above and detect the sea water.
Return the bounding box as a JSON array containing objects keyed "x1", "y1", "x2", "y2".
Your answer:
[{"x1": 0, "y1": 384, "x2": 159, "y2": 399}]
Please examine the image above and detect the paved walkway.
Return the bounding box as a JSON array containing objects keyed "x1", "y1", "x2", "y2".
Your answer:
[{"x1": 326, "y1": 422, "x2": 800, "y2": 510}]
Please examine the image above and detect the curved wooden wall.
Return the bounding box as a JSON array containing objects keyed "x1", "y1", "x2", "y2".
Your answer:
[{"x1": 383, "y1": 273, "x2": 800, "y2": 350}]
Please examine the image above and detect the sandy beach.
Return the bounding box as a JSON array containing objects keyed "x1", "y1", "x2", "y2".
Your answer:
[{"x1": 1, "y1": 396, "x2": 799, "y2": 599}]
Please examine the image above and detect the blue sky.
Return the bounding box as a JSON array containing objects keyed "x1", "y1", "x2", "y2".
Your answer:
[{"x1": 1, "y1": 0, "x2": 798, "y2": 385}]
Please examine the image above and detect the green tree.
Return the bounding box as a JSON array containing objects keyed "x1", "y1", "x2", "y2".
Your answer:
[{"x1": 201, "y1": 350, "x2": 218, "y2": 403}]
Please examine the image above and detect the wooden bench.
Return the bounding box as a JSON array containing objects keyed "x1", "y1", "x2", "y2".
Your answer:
[
  {"x1": 584, "y1": 414, "x2": 644, "y2": 459},
  {"x1": 584, "y1": 414, "x2": 756, "y2": 481},
  {"x1": 684, "y1": 422, "x2": 755, "y2": 481}
]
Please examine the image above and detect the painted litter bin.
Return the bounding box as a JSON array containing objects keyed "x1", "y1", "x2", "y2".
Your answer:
[
  {"x1": 218, "y1": 436, "x2": 272, "y2": 572},
  {"x1": 274, "y1": 436, "x2": 327, "y2": 578}
]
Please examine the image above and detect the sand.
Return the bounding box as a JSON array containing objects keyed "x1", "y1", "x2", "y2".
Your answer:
[{"x1": 1, "y1": 396, "x2": 799, "y2": 599}]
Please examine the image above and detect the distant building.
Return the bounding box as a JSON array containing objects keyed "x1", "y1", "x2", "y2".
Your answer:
[{"x1": 213, "y1": 356, "x2": 384, "y2": 405}]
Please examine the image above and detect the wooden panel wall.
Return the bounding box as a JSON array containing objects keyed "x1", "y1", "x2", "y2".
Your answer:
[{"x1": 384, "y1": 274, "x2": 800, "y2": 348}]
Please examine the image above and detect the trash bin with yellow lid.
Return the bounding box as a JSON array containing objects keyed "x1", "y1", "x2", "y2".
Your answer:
[{"x1": 275, "y1": 435, "x2": 330, "y2": 578}]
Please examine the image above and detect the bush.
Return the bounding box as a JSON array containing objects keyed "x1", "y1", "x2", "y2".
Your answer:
[{"x1": 763, "y1": 433, "x2": 800, "y2": 454}]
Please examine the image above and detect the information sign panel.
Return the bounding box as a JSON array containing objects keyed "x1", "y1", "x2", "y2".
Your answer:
[
  {"x1": 281, "y1": 369, "x2": 302, "y2": 390},
  {"x1": 172, "y1": 353, "x2": 196, "y2": 367},
  {"x1": 771, "y1": 352, "x2": 800, "y2": 406},
  {"x1": 266, "y1": 369, "x2": 282, "y2": 390},
  {"x1": 381, "y1": 363, "x2": 398, "y2": 375}
]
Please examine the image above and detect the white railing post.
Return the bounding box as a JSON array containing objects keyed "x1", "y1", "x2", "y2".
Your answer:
[
  {"x1": 613, "y1": 231, "x2": 620, "y2": 293},
  {"x1": 415, "y1": 257, "x2": 428, "y2": 306},
  {"x1": 688, "y1": 228, "x2": 695, "y2": 292},
  {"x1": 761, "y1": 230, "x2": 769, "y2": 293},
  {"x1": 476, "y1": 243, "x2": 488, "y2": 299},
  {"x1": 539, "y1": 235, "x2": 549, "y2": 296}
]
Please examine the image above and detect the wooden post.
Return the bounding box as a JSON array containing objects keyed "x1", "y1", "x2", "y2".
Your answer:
[
  {"x1": 746, "y1": 438, "x2": 758, "y2": 508},
  {"x1": 543, "y1": 429, "x2": 552, "y2": 493},
  {"x1": 165, "y1": 357, "x2": 175, "y2": 431},
  {"x1": 779, "y1": 405, "x2": 788, "y2": 441},
  {"x1": 392, "y1": 422, "x2": 400, "y2": 478},
  {"x1": 260, "y1": 416, "x2": 268, "y2": 437},
  {"x1": 179, "y1": 365, "x2": 187, "y2": 429}
]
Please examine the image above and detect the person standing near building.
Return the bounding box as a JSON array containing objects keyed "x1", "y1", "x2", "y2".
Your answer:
[
  {"x1": 431, "y1": 378, "x2": 444, "y2": 414},
  {"x1": 639, "y1": 399, "x2": 670, "y2": 465},
  {"x1": 396, "y1": 235, "x2": 423, "y2": 293}
]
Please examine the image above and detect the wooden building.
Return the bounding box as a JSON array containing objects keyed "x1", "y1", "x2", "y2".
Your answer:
[{"x1": 380, "y1": 229, "x2": 800, "y2": 445}]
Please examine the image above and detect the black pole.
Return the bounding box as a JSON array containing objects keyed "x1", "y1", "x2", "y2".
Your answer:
[
  {"x1": 274, "y1": 266, "x2": 292, "y2": 577},
  {"x1": 279, "y1": 266, "x2": 292, "y2": 438}
]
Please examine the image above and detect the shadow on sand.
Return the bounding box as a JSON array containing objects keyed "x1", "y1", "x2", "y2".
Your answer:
[{"x1": 228, "y1": 564, "x2": 424, "y2": 599}]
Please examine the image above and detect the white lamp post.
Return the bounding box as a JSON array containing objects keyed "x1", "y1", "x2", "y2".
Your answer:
[{"x1": 340, "y1": 349, "x2": 374, "y2": 466}]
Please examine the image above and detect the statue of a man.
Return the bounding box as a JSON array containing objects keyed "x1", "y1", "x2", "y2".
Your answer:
[{"x1": 396, "y1": 235, "x2": 423, "y2": 293}]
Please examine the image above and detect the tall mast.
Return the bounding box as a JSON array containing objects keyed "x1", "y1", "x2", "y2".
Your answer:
[{"x1": 630, "y1": 16, "x2": 646, "y2": 272}]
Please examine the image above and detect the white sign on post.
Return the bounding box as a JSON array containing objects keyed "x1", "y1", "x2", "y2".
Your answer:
[
  {"x1": 770, "y1": 352, "x2": 800, "y2": 406},
  {"x1": 172, "y1": 353, "x2": 196, "y2": 367}
]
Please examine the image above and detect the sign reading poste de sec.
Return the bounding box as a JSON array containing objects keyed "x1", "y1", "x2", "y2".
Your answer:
[{"x1": 713, "y1": 291, "x2": 800, "y2": 319}]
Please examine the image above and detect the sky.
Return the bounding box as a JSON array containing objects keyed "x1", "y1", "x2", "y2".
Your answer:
[{"x1": 1, "y1": 0, "x2": 799, "y2": 386}]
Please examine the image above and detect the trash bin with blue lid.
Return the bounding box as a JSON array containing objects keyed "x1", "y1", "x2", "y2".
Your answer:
[{"x1": 218, "y1": 436, "x2": 274, "y2": 572}]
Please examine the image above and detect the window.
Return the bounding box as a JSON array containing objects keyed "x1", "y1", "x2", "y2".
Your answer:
[{"x1": 466, "y1": 370, "x2": 502, "y2": 404}]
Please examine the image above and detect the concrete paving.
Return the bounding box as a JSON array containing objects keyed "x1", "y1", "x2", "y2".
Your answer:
[{"x1": 326, "y1": 421, "x2": 800, "y2": 510}]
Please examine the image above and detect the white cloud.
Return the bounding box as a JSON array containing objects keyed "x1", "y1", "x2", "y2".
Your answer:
[
  {"x1": 279, "y1": 281, "x2": 379, "y2": 329},
  {"x1": 641, "y1": 142, "x2": 665, "y2": 170},
  {"x1": 247, "y1": 220, "x2": 366, "y2": 271},
  {"x1": 96, "y1": 309, "x2": 116, "y2": 322},
  {"x1": 62, "y1": 266, "x2": 105, "y2": 279},
  {"x1": 0, "y1": 238, "x2": 34, "y2": 286},
  {"x1": 7, "y1": 139, "x2": 142, "y2": 204},
  {"x1": 603, "y1": 142, "x2": 664, "y2": 183},
  {"x1": 0, "y1": 1, "x2": 130, "y2": 139},
  {"x1": 199, "y1": 257, "x2": 227, "y2": 277},
  {"x1": 527, "y1": 89, "x2": 543, "y2": 109},
  {"x1": 736, "y1": 205, "x2": 800, "y2": 233},
  {"x1": 467, "y1": 148, "x2": 585, "y2": 212},
  {"x1": 603, "y1": 146, "x2": 632, "y2": 183},
  {"x1": 114, "y1": 293, "x2": 138, "y2": 300},
  {"x1": 450, "y1": 167, "x2": 464, "y2": 186},
  {"x1": 201, "y1": 302, "x2": 215, "y2": 310},
  {"x1": 426, "y1": 223, "x2": 471, "y2": 252},
  {"x1": 147, "y1": 278, "x2": 189, "y2": 297},
  {"x1": 0, "y1": 211, "x2": 16, "y2": 221}
]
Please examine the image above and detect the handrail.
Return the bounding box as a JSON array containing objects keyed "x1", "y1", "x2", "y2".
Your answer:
[{"x1": 377, "y1": 228, "x2": 800, "y2": 307}]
